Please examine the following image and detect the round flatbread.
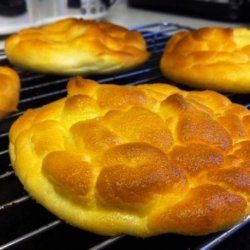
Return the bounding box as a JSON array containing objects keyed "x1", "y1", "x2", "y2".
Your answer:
[
  {"x1": 161, "y1": 27, "x2": 250, "y2": 93},
  {"x1": 9, "y1": 77, "x2": 250, "y2": 237},
  {"x1": 5, "y1": 18, "x2": 150, "y2": 75},
  {"x1": 0, "y1": 66, "x2": 20, "y2": 119}
]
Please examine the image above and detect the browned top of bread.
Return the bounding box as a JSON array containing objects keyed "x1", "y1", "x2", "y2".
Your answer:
[
  {"x1": 0, "y1": 66, "x2": 20, "y2": 119},
  {"x1": 161, "y1": 27, "x2": 250, "y2": 93},
  {"x1": 4, "y1": 18, "x2": 150, "y2": 75},
  {"x1": 9, "y1": 77, "x2": 250, "y2": 237}
]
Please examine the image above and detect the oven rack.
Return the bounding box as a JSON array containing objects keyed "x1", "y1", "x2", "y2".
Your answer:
[{"x1": 0, "y1": 22, "x2": 249, "y2": 250}]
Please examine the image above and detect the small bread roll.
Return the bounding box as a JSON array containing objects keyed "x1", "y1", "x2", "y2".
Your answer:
[
  {"x1": 4, "y1": 18, "x2": 150, "y2": 75},
  {"x1": 9, "y1": 77, "x2": 250, "y2": 237},
  {"x1": 0, "y1": 67, "x2": 20, "y2": 119},
  {"x1": 161, "y1": 27, "x2": 250, "y2": 93}
]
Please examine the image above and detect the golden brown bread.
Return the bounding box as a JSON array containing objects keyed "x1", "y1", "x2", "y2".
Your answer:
[
  {"x1": 161, "y1": 27, "x2": 250, "y2": 93},
  {"x1": 4, "y1": 18, "x2": 150, "y2": 75},
  {"x1": 9, "y1": 77, "x2": 250, "y2": 237},
  {"x1": 0, "y1": 66, "x2": 20, "y2": 119}
]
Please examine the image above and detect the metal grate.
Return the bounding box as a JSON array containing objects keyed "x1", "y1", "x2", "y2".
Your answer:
[{"x1": 0, "y1": 22, "x2": 249, "y2": 250}]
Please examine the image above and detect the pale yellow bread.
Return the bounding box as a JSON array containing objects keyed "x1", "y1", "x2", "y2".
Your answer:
[
  {"x1": 4, "y1": 18, "x2": 150, "y2": 75},
  {"x1": 0, "y1": 66, "x2": 20, "y2": 119},
  {"x1": 161, "y1": 27, "x2": 250, "y2": 93},
  {"x1": 9, "y1": 77, "x2": 250, "y2": 237}
]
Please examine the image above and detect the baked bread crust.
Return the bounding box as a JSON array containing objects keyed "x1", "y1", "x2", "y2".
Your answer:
[
  {"x1": 9, "y1": 77, "x2": 250, "y2": 236},
  {"x1": 161, "y1": 27, "x2": 250, "y2": 93},
  {"x1": 0, "y1": 66, "x2": 20, "y2": 119},
  {"x1": 4, "y1": 18, "x2": 150, "y2": 75}
]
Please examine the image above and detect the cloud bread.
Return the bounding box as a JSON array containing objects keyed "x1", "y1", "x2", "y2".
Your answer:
[
  {"x1": 4, "y1": 18, "x2": 150, "y2": 75},
  {"x1": 161, "y1": 27, "x2": 250, "y2": 93},
  {"x1": 9, "y1": 77, "x2": 250, "y2": 237},
  {"x1": 0, "y1": 66, "x2": 20, "y2": 119}
]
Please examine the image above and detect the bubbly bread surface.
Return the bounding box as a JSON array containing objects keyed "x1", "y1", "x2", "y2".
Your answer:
[
  {"x1": 4, "y1": 18, "x2": 150, "y2": 75},
  {"x1": 161, "y1": 27, "x2": 250, "y2": 93},
  {"x1": 0, "y1": 66, "x2": 20, "y2": 119},
  {"x1": 9, "y1": 77, "x2": 250, "y2": 236}
]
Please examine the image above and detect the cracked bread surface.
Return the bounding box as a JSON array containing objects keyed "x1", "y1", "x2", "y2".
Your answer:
[
  {"x1": 5, "y1": 18, "x2": 150, "y2": 75},
  {"x1": 161, "y1": 27, "x2": 250, "y2": 93},
  {"x1": 9, "y1": 77, "x2": 250, "y2": 236}
]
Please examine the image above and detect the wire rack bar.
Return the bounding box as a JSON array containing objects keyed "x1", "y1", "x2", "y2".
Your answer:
[
  {"x1": 0, "y1": 170, "x2": 14, "y2": 180},
  {"x1": 0, "y1": 220, "x2": 62, "y2": 250},
  {"x1": 0, "y1": 195, "x2": 30, "y2": 211},
  {"x1": 197, "y1": 216, "x2": 250, "y2": 250},
  {"x1": 89, "y1": 235, "x2": 126, "y2": 250}
]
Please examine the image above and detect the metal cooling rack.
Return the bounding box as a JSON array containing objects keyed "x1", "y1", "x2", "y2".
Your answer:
[{"x1": 0, "y1": 22, "x2": 249, "y2": 250}]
